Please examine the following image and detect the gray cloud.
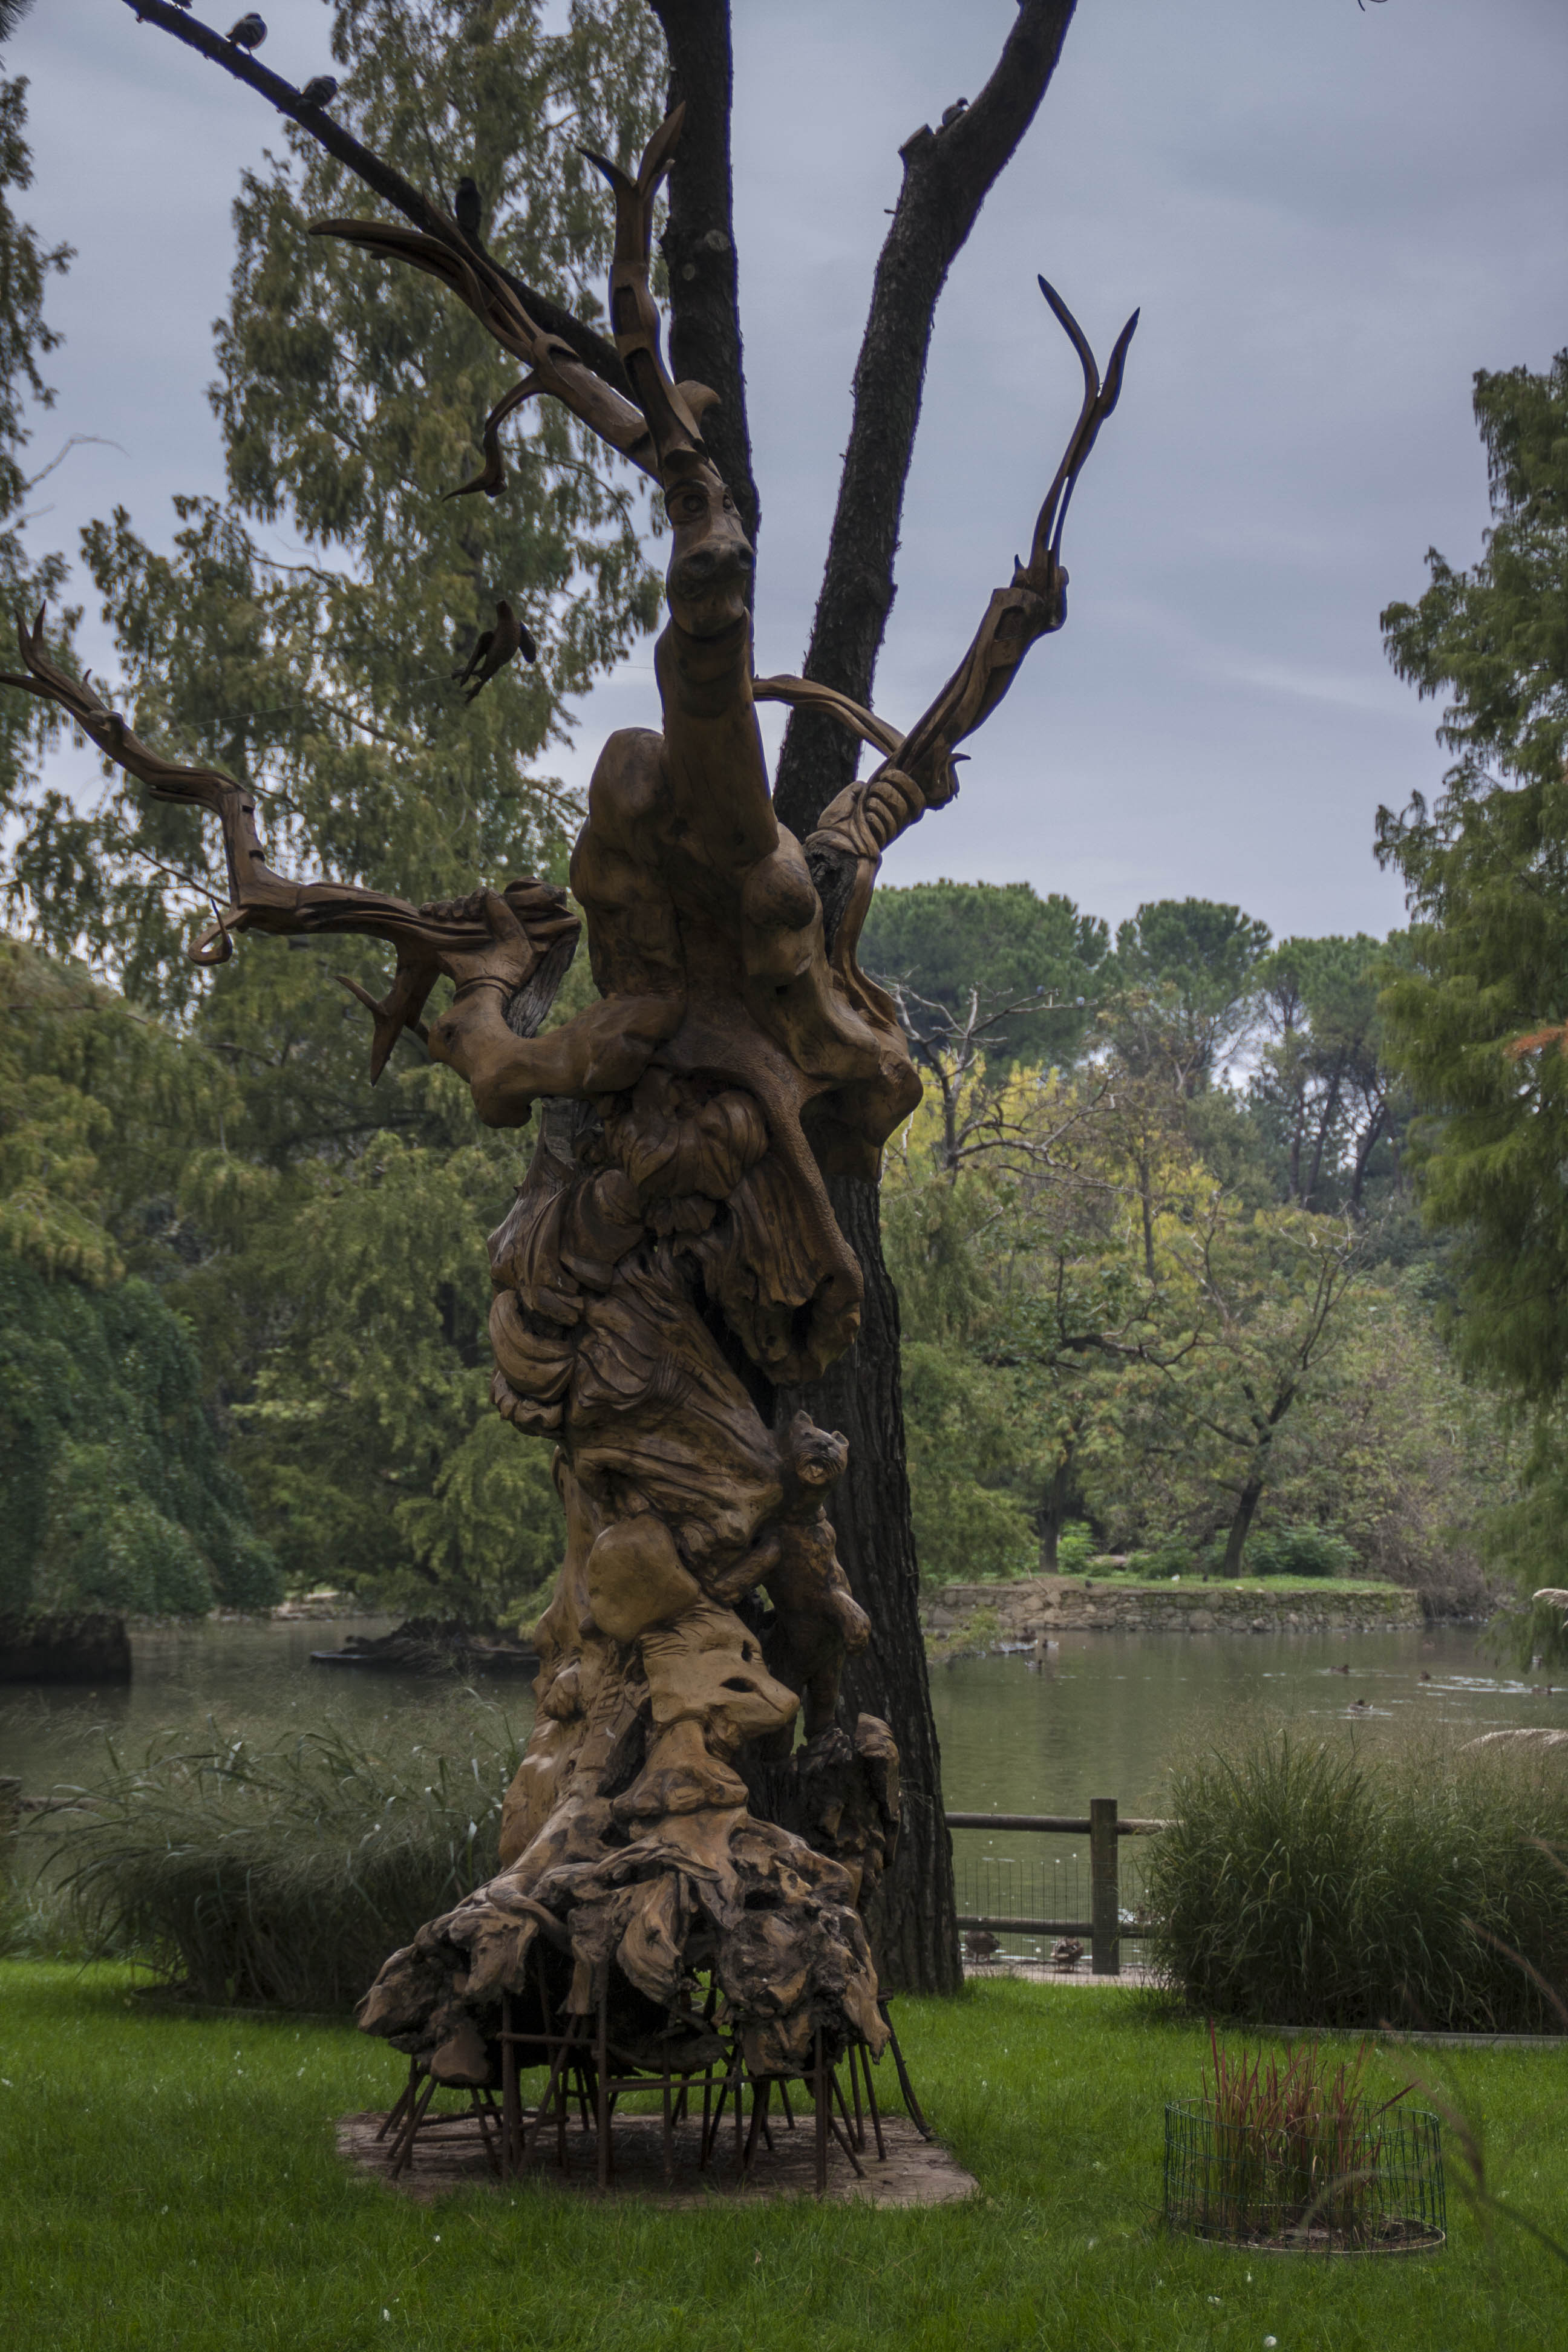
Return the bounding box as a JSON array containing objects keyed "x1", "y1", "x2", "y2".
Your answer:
[{"x1": 10, "y1": 0, "x2": 1567, "y2": 944}]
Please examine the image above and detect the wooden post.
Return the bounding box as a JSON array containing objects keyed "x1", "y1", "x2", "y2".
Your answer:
[
  {"x1": 0, "y1": 1779, "x2": 19, "y2": 1874},
  {"x1": 1089, "y1": 1797, "x2": 1119, "y2": 1976}
]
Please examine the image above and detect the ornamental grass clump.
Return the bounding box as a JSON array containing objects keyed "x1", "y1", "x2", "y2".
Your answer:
[
  {"x1": 1148, "y1": 1729, "x2": 1568, "y2": 2031},
  {"x1": 1163, "y1": 2026, "x2": 1443, "y2": 2252},
  {"x1": 35, "y1": 1708, "x2": 526, "y2": 2011}
]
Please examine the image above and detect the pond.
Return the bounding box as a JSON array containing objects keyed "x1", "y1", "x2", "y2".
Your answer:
[
  {"x1": 5, "y1": 1617, "x2": 1563, "y2": 1944},
  {"x1": 931, "y1": 1622, "x2": 1568, "y2": 1953}
]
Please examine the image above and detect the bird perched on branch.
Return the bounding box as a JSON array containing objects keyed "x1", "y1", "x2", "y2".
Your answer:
[
  {"x1": 226, "y1": 13, "x2": 266, "y2": 50},
  {"x1": 299, "y1": 74, "x2": 338, "y2": 107},
  {"x1": 454, "y1": 177, "x2": 483, "y2": 241},
  {"x1": 940, "y1": 98, "x2": 968, "y2": 128},
  {"x1": 453, "y1": 600, "x2": 535, "y2": 704}
]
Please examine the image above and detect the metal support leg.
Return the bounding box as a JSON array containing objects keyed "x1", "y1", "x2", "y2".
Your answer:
[
  {"x1": 595, "y1": 1988, "x2": 611, "y2": 2189},
  {"x1": 500, "y1": 1993, "x2": 521, "y2": 2178},
  {"x1": 858, "y1": 2040, "x2": 887, "y2": 2160},
  {"x1": 878, "y1": 1999, "x2": 933, "y2": 2140}
]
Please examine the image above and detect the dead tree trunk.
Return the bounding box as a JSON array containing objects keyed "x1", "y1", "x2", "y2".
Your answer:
[
  {"x1": 653, "y1": 0, "x2": 1083, "y2": 1996},
  {"x1": 647, "y1": 0, "x2": 761, "y2": 551},
  {"x1": 770, "y1": 0, "x2": 1079, "y2": 839},
  {"x1": 780, "y1": 1173, "x2": 961, "y2": 1993}
]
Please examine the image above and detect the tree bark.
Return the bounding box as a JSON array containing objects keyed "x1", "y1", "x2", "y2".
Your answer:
[
  {"x1": 645, "y1": 0, "x2": 1082, "y2": 2001},
  {"x1": 779, "y1": 1172, "x2": 962, "y2": 1996},
  {"x1": 771, "y1": 0, "x2": 1079, "y2": 840},
  {"x1": 1037, "y1": 1452, "x2": 1074, "y2": 1571},
  {"x1": 647, "y1": 0, "x2": 762, "y2": 550}
]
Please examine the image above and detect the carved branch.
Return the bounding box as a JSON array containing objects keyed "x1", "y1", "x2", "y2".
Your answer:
[
  {"x1": 580, "y1": 106, "x2": 719, "y2": 475},
  {"x1": 0, "y1": 613, "x2": 578, "y2": 1080},
  {"x1": 310, "y1": 215, "x2": 661, "y2": 490},
  {"x1": 751, "y1": 674, "x2": 901, "y2": 763},
  {"x1": 799, "y1": 282, "x2": 1135, "y2": 965},
  {"x1": 771, "y1": 0, "x2": 1080, "y2": 841}
]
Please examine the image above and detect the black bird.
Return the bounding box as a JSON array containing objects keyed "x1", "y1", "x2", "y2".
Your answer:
[
  {"x1": 939, "y1": 98, "x2": 968, "y2": 128},
  {"x1": 226, "y1": 13, "x2": 266, "y2": 50},
  {"x1": 454, "y1": 600, "x2": 535, "y2": 704},
  {"x1": 299, "y1": 74, "x2": 338, "y2": 106},
  {"x1": 454, "y1": 177, "x2": 483, "y2": 241}
]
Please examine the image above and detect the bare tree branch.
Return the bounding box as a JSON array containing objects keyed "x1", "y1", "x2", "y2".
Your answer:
[
  {"x1": 771, "y1": 0, "x2": 1080, "y2": 841},
  {"x1": 645, "y1": 0, "x2": 760, "y2": 551}
]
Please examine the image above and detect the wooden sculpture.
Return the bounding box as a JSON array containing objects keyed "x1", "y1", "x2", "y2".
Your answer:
[{"x1": 4, "y1": 81, "x2": 1134, "y2": 2088}]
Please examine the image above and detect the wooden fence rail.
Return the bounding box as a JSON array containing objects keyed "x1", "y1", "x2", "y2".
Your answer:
[{"x1": 945, "y1": 1800, "x2": 1171, "y2": 1975}]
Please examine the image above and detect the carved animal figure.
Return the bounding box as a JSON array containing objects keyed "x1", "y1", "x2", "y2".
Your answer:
[{"x1": 453, "y1": 599, "x2": 534, "y2": 702}]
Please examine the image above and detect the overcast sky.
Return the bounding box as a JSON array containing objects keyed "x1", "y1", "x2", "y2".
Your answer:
[{"x1": 8, "y1": 0, "x2": 1567, "y2": 947}]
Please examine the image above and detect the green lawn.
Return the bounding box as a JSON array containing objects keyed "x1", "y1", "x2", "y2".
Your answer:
[{"x1": 2, "y1": 1963, "x2": 1564, "y2": 2351}]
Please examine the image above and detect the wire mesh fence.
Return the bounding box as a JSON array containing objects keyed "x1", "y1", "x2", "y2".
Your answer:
[
  {"x1": 1163, "y1": 2099, "x2": 1446, "y2": 2254},
  {"x1": 950, "y1": 1830, "x2": 1158, "y2": 1966}
]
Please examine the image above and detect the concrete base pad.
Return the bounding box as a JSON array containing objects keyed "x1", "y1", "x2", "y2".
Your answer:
[{"x1": 338, "y1": 2106, "x2": 977, "y2": 2208}]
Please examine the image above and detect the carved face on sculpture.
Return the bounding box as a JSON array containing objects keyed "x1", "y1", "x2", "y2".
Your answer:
[{"x1": 664, "y1": 460, "x2": 754, "y2": 638}]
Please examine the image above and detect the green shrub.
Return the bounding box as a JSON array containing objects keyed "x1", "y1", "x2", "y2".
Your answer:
[
  {"x1": 1148, "y1": 1729, "x2": 1568, "y2": 2031},
  {"x1": 38, "y1": 1708, "x2": 527, "y2": 2010},
  {"x1": 1123, "y1": 1537, "x2": 1192, "y2": 1578},
  {"x1": 1245, "y1": 1524, "x2": 1359, "y2": 1579},
  {"x1": 1055, "y1": 1522, "x2": 1096, "y2": 1572}
]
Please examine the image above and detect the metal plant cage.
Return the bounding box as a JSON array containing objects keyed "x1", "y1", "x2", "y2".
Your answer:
[{"x1": 1163, "y1": 2099, "x2": 1446, "y2": 2255}]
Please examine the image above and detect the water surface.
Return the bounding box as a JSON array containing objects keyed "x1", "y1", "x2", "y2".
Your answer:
[{"x1": 4, "y1": 1615, "x2": 1560, "y2": 1816}]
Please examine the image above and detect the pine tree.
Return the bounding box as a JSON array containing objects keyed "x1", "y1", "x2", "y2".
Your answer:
[
  {"x1": 0, "y1": 3, "x2": 668, "y2": 1627},
  {"x1": 0, "y1": 65, "x2": 73, "y2": 837},
  {"x1": 1377, "y1": 350, "x2": 1568, "y2": 1598},
  {"x1": 7, "y1": 0, "x2": 665, "y2": 1004}
]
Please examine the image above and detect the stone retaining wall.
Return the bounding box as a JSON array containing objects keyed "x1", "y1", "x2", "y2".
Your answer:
[{"x1": 921, "y1": 1573, "x2": 1425, "y2": 1644}]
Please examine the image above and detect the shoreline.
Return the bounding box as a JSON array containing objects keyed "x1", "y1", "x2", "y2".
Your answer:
[{"x1": 923, "y1": 1572, "x2": 1431, "y2": 1654}]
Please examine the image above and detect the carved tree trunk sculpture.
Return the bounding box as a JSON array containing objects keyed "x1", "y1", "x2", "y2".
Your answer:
[{"x1": 10, "y1": 19, "x2": 1134, "y2": 2082}]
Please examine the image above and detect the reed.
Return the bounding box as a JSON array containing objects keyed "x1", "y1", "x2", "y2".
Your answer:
[
  {"x1": 33, "y1": 1706, "x2": 527, "y2": 2010},
  {"x1": 1148, "y1": 1728, "x2": 1568, "y2": 2030},
  {"x1": 1172, "y1": 2026, "x2": 1418, "y2": 2246}
]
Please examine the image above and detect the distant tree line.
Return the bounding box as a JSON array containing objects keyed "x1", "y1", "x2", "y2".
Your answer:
[{"x1": 863, "y1": 881, "x2": 1493, "y2": 1596}]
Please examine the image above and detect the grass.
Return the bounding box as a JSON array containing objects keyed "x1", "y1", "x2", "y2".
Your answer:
[
  {"x1": 14, "y1": 1707, "x2": 528, "y2": 2008},
  {"x1": 1148, "y1": 1729, "x2": 1568, "y2": 2032},
  {"x1": 2, "y1": 1964, "x2": 1566, "y2": 2351}
]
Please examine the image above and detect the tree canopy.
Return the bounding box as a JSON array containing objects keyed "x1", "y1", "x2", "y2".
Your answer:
[
  {"x1": 1374, "y1": 349, "x2": 1568, "y2": 1605},
  {"x1": 6, "y1": 0, "x2": 665, "y2": 1010}
]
